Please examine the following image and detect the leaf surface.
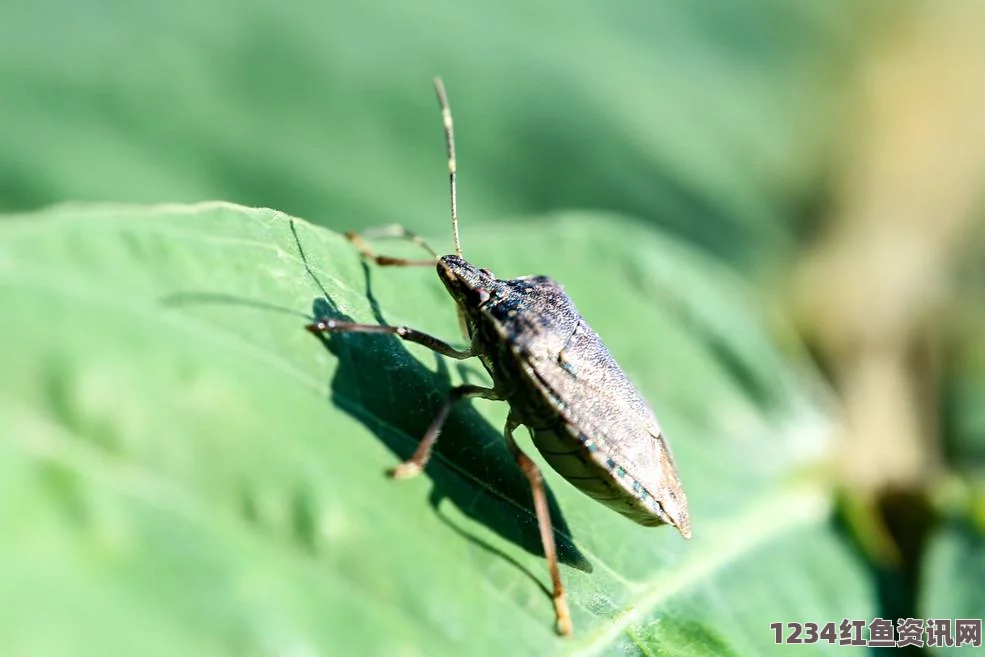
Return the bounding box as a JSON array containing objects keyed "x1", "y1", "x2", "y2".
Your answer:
[{"x1": 0, "y1": 203, "x2": 876, "y2": 655}]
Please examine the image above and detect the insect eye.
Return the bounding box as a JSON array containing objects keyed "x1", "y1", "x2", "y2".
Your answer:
[{"x1": 476, "y1": 288, "x2": 491, "y2": 305}]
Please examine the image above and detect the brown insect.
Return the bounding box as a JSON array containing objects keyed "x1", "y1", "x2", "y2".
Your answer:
[{"x1": 306, "y1": 78, "x2": 690, "y2": 636}]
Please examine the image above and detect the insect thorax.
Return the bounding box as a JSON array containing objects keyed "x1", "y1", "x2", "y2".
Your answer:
[{"x1": 451, "y1": 269, "x2": 579, "y2": 431}]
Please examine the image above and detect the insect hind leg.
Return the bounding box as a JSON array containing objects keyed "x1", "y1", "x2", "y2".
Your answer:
[
  {"x1": 505, "y1": 417, "x2": 573, "y2": 637},
  {"x1": 346, "y1": 224, "x2": 438, "y2": 267}
]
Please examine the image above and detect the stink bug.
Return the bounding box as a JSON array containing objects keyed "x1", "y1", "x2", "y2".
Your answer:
[{"x1": 306, "y1": 78, "x2": 690, "y2": 637}]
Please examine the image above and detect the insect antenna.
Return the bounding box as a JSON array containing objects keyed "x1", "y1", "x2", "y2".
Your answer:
[{"x1": 433, "y1": 77, "x2": 462, "y2": 258}]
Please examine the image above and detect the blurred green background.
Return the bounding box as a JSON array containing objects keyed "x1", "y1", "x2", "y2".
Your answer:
[
  {"x1": 1, "y1": 0, "x2": 858, "y2": 268},
  {"x1": 2, "y1": 0, "x2": 984, "y2": 655}
]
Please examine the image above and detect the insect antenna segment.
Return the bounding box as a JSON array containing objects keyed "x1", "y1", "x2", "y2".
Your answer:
[{"x1": 433, "y1": 77, "x2": 462, "y2": 258}]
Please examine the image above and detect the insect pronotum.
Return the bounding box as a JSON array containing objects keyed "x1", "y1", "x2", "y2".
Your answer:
[{"x1": 306, "y1": 78, "x2": 691, "y2": 637}]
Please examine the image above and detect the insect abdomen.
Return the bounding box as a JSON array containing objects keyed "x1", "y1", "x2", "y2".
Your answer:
[{"x1": 530, "y1": 426, "x2": 664, "y2": 527}]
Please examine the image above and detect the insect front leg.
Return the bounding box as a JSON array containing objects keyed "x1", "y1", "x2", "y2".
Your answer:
[
  {"x1": 505, "y1": 417, "x2": 573, "y2": 637},
  {"x1": 346, "y1": 224, "x2": 438, "y2": 267},
  {"x1": 306, "y1": 318, "x2": 473, "y2": 359},
  {"x1": 389, "y1": 384, "x2": 502, "y2": 479}
]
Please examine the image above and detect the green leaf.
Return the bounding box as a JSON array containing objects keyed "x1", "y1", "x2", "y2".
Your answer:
[
  {"x1": 920, "y1": 521, "x2": 985, "y2": 652},
  {"x1": 0, "y1": 203, "x2": 876, "y2": 655}
]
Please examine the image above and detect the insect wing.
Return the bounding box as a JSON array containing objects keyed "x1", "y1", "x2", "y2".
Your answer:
[{"x1": 523, "y1": 312, "x2": 690, "y2": 536}]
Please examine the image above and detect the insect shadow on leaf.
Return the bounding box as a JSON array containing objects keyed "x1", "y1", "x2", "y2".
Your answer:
[{"x1": 290, "y1": 219, "x2": 593, "y2": 579}]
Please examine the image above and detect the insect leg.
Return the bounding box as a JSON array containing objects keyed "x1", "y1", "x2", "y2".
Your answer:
[
  {"x1": 306, "y1": 318, "x2": 473, "y2": 359},
  {"x1": 390, "y1": 384, "x2": 502, "y2": 479},
  {"x1": 504, "y1": 417, "x2": 573, "y2": 637},
  {"x1": 345, "y1": 224, "x2": 437, "y2": 267}
]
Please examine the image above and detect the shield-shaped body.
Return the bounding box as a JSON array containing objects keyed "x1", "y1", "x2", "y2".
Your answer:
[{"x1": 437, "y1": 255, "x2": 690, "y2": 538}]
